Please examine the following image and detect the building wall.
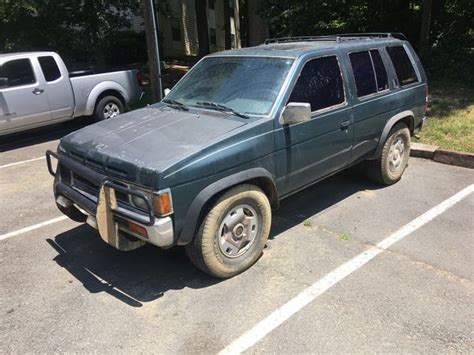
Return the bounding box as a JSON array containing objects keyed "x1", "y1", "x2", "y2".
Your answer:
[{"x1": 158, "y1": 0, "x2": 240, "y2": 58}]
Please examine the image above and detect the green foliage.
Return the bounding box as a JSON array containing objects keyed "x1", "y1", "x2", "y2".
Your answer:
[
  {"x1": 0, "y1": 0, "x2": 141, "y2": 66},
  {"x1": 339, "y1": 232, "x2": 350, "y2": 241},
  {"x1": 102, "y1": 31, "x2": 148, "y2": 66},
  {"x1": 258, "y1": 0, "x2": 474, "y2": 84}
]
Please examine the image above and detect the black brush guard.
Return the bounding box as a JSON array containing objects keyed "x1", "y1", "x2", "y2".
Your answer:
[{"x1": 46, "y1": 150, "x2": 155, "y2": 226}]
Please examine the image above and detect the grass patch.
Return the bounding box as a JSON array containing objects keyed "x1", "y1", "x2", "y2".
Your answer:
[
  {"x1": 339, "y1": 232, "x2": 350, "y2": 241},
  {"x1": 415, "y1": 81, "x2": 474, "y2": 152},
  {"x1": 303, "y1": 219, "x2": 312, "y2": 227}
]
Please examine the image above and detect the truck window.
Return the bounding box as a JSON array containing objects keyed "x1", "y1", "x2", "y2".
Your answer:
[
  {"x1": 370, "y1": 49, "x2": 388, "y2": 91},
  {"x1": 38, "y1": 56, "x2": 61, "y2": 82},
  {"x1": 0, "y1": 59, "x2": 36, "y2": 88},
  {"x1": 288, "y1": 56, "x2": 345, "y2": 112},
  {"x1": 349, "y1": 51, "x2": 377, "y2": 97},
  {"x1": 386, "y1": 46, "x2": 419, "y2": 86}
]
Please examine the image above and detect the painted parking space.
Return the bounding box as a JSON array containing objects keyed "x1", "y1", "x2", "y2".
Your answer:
[{"x1": 0, "y1": 139, "x2": 473, "y2": 353}]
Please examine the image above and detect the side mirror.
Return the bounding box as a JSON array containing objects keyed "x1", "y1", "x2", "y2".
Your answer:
[
  {"x1": 0, "y1": 77, "x2": 8, "y2": 89},
  {"x1": 164, "y1": 88, "x2": 171, "y2": 96},
  {"x1": 279, "y1": 102, "x2": 311, "y2": 125}
]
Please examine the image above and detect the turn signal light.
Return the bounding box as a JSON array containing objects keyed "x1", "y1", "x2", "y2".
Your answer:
[{"x1": 153, "y1": 190, "x2": 173, "y2": 216}]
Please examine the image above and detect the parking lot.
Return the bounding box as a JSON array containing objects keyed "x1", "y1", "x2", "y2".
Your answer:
[{"x1": 1, "y1": 123, "x2": 473, "y2": 353}]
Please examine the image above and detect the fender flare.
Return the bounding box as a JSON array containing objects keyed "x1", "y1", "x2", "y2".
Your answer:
[
  {"x1": 84, "y1": 81, "x2": 129, "y2": 116},
  {"x1": 176, "y1": 167, "x2": 278, "y2": 245},
  {"x1": 370, "y1": 110, "x2": 414, "y2": 159}
]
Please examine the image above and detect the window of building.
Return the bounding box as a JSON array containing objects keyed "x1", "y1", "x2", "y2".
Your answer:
[
  {"x1": 370, "y1": 49, "x2": 388, "y2": 91},
  {"x1": 229, "y1": 0, "x2": 235, "y2": 16},
  {"x1": 349, "y1": 51, "x2": 377, "y2": 97},
  {"x1": 38, "y1": 56, "x2": 61, "y2": 82},
  {"x1": 171, "y1": 21, "x2": 181, "y2": 42},
  {"x1": 288, "y1": 56, "x2": 345, "y2": 112},
  {"x1": 210, "y1": 28, "x2": 217, "y2": 46},
  {"x1": 0, "y1": 59, "x2": 36, "y2": 89},
  {"x1": 386, "y1": 45, "x2": 419, "y2": 86}
]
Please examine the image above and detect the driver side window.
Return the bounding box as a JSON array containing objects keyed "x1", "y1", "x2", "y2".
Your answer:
[{"x1": 288, "y1": 56, "x2": 345, "y2": 112}]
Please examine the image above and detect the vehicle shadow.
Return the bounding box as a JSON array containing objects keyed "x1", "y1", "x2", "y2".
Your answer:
[
  {"x1": 0, "y1": 119, "x2": 89, "y2": 152},
  {"x1": 46, "y1": 169, "x2": 382, "y2": 308}
]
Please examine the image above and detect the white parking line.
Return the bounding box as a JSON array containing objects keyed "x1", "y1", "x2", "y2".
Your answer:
[
  {"x1": 0, "y1": 156, "x2": 46, "y2": 169},
  {"x1": 219, "y1": 184, "x2": 474, "y2": 355},
  {"x1": 0, "y1": 216, "x2": 68, "y2": 241}
]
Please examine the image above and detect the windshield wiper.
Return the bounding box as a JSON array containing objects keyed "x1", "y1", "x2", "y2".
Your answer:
[
  {"x1": 195, "y1": 101, "x2": 249, "y2": 119},
  {"x1": 162, "y1": 98, "x2": 189, "y2": 111}
]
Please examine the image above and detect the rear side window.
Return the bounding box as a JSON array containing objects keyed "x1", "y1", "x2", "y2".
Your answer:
[
  {"x1": 349, "y1": 49, "x2": 389, "y2": 97},
  {"x1": 0, "y1": 59, "x2": 36, "y2": 88},
  {"x1": 38, "y1": 56, "x2": 61, "y2": 82},
  {"x1": 386, "y1": 46, "x2": 418, "y2": 86},
  {"x1": 349, "y1": 51, "x2": 377, "y2": 97},
  {"x1": 288, "y1": 56, "x2": 345, "y2": 112},
  {"x1": 370, "y1": 50, "x2": 388, "y2": 91}
]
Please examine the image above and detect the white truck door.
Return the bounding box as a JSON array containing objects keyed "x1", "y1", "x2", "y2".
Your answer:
[
  {"x1": 37, "y1": 55, "x2": 75, "y2": 120},
  {"x1": 0, "y1": 57, "x2": 52, "y2": 134}
]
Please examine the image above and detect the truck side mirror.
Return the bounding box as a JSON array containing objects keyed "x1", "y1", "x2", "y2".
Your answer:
[
  {"x1": 0, "y1": 77, "x2": 8, "y2": 89},
  {"x1": 279, "y1": 102, "x2": 311, "y2": 125},
  {"x1": 164, "y1": 88, "x2": 171, "y2": 97}
]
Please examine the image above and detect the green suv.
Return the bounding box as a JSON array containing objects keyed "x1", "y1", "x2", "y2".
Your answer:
[{"x1": 47, "y1": 33, "x2": 428, "y2": 278}]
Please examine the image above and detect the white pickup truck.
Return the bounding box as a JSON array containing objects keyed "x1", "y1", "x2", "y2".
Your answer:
[{"x1": 0, "y1": 51, "x2": 144, "y2": 136}]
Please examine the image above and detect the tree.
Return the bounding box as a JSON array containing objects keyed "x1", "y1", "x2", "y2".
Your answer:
[
  {"x1": 195, "y1": 0, "x2": 210, "y2": 57},
  {"x1": 419, "y1": 0, "x2": 433, "y2": 56},
  {"x1": 0, "y1": 0, "x2": 140, "y2": 65},
  {"x1": 257, "y1": 0, "x2": 474, "y2": 82},
  {"x1": 223, "y1": 0, "x2": 232, "y2": 49}
]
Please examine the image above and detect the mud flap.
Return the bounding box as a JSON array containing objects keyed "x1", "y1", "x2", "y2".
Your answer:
[{"x1": 96, "y1": 185, "x2": 145, "y2": 251}]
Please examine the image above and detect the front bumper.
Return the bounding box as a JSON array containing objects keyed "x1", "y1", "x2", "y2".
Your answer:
[{"x1": 46, "y1": 150, "x2": 174, "y2": 251}]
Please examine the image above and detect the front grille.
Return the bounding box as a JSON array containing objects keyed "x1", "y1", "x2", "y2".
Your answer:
[
  {"x1": 60, "y1": 164, "x2": 144, "y2": 210},
  {"x1": 72, "y1": 172, "x2": 99, "y2": 197}
]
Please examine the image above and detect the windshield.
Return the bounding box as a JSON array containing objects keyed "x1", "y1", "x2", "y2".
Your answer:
[{"x1": 165, "y1": 56, "x2": 294, "y2": 115}]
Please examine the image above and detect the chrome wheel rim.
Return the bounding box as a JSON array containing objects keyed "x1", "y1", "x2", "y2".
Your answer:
[
  {"x1": 103, "y1": 103, "x2": 120, "y2": 119},
  {"x1": 218, "y1": 204, "x2": 259, "y2": 258},
  {"x1": 388, "y1": 137, "x2": 405, "y2": 172}
]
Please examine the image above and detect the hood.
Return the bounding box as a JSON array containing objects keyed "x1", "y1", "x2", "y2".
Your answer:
[{"x1": 59, "y1": 105, "x2": 247, "y2": 186}]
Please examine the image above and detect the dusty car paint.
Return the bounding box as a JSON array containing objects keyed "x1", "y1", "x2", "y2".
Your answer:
[{"x1": 49, "y1": 34, "x2": 428, "y2": 251}]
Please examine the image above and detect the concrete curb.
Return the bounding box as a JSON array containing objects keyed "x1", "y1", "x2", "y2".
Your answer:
[{"x1": 411, "y1": 142, "x2": 474, "y2": 169}]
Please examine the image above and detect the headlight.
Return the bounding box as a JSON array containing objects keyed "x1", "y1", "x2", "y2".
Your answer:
[
  {"x1": 153, "y1": 189, "x2": 173, "y2": 216},
  {"x1": 131, "y1": 194, "x2": 148, "y2": 211}
]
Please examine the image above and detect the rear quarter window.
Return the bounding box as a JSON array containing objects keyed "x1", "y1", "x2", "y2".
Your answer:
[{"x1": 386, "y1": 46, "x2": 419, "y2": 86}]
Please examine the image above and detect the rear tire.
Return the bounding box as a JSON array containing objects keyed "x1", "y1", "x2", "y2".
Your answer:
[
  {"x1": 93, "y1": 95, "x2": 124, "y2": 122},
  {"x1": 367, "y1": 122, "x2": 410, "y2": 185},
  {"x1": 185, "y1": 184, "x2": 272, "y2": 278}
]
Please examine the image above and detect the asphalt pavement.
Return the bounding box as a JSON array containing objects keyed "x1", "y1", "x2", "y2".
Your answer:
[{"x1": 1, "y1": 124, "x2": 473, "y2": 353}]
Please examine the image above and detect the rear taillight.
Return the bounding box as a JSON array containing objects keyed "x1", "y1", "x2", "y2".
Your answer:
[{"x1": 136, "y1": 71, "x2": 144, "y2": 87}]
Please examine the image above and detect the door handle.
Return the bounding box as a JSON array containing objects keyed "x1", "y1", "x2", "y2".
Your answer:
[
  {"x1": 340, "y1": 120, "x2": 351, "y2": 130},
  {"x1": 33, "y1": 88, "x2": 44, "y2": 95}
]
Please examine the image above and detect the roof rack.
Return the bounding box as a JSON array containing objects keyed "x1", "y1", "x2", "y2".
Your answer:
[{"x1": 264, "y1": 33, "x2": 407, "y2": 45}]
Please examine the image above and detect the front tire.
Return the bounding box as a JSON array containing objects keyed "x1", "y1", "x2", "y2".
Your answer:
[
  {"x1": 93, "y1": 96, "x2": 124, "y2": 122},
  {"x1": 367, "y1": 122, "x2": 411, "y2": 185},
  {"x1": 185, "y1": 184, "x2": 272, "y2": 278}
]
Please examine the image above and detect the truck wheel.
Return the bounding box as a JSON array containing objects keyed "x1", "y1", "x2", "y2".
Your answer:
[
  {"x1": 185, "y1": 184, "x2": 272, "y2": 278},
  {"x1": 367, "y1": 122, "x2": 410, "y2": 185},
  {"x1": 94, "y1": 96, "x2": 124, "y2": 121}
]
